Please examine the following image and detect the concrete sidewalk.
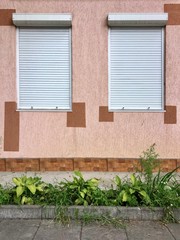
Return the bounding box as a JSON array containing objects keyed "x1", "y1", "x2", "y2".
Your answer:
[{"x1": 0, "y1": 220, "x2": 179, "y2": 240}]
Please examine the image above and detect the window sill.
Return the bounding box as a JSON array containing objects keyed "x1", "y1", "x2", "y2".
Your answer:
[
  {"x1": 108, "y1": 110, "x2": 166, "y2": 113},
  {"x1": 16, "y1": 109, "x2": 72, "y2": 112}
]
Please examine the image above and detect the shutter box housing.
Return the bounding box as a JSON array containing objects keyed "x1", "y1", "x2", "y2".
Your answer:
[{"x1": 108, "y1": 13, "x2": 168, "y2": 27}]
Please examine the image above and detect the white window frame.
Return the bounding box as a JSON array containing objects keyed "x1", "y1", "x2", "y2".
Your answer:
[
  {"x1": 14, "y1": 13, "x2": 72, "y2": 111},
  {"x1": 108, "y1": 13, "x2": 168, "y2": 112}
]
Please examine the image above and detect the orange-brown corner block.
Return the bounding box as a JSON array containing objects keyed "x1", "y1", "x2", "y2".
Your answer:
[
  {"x1": 164, "y1": 4, "x2": 180, "y2": 25},
  {"x1": 67, "y1": 103, "x2": 86, "y2": 127},
  {"x1": 99, "y1": 106, "x2": 114, "y2": 122},
  {"x1": 4, "y1": 102, "x2": 20, "y2": 151},
  {"x1": 0, "y1": 9, "x2": 16, "y2": 26},
  {"x1": 164, "y1": 106, "x2": 177, "y2": 124}
]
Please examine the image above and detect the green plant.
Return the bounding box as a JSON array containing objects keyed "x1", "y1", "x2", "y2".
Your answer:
[
  {"x1": 150, "y1": 168, "x2": 180, "y2": 208},
  {"x1": 42, "y1": 183, "x2": 72, "y2": 206},
  {"x1": 58, "y1": 171, "x2": 100, "y2": 206},
  {"x1": 136, "y1": 144, "x2": 180, "y2": 221},
  {"x1": 81, "y1": 211, "x2": 125, "y2": 228},
  {"x1": 55, "y1": 206, "x2": 71, "y2": 225},
  {"x1": 138, "y1": 144, "x2": 160, "y2": 184},
  {"x1": 0, "y1": 185, "x2": 11, "y2": 205},
  {"x1": 12, "y1": 176, "x2": 45, "y2": 204},
  {"x1": 115, "y1": 174, "x2": 151, "y2": 206}
]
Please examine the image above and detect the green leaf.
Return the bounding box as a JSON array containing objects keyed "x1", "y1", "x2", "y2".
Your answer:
[
  {"x1": 89, "y1": 178, "x2": 99, "y2": 184},
  {"x1": 75, "y1": 198, "x2": 82, "y2": 205},
  {"x1": 27, "y1": 185, "x2": 36, "y2": 194},
  {"x1": 80, "y1": 191, "x2": 85, "y2": 198},
  {"x1": 122, "y1": 192, "x2": 128, "y2": 202},
  {"x1": 69, "y1": 185, "x2": 77, "y2": 189},
  {"x1": 74, "y1": 171, "x2": 83, "y2": 178},
  {"x1": 114, "y1": 176, "x2": 121, "y2": 186},
  {"x1": 21, "y1": 176, "x2": 27, "y2": 184},
  {"x1": 26, "y1": 178, "x2": 34, "y2": 185},
  {"x1": 130, "y1": 174, "x2": 136, "y2": 186},
  {"x1": 26, "y1": 197, "x2": 33, "y2": 204},
  {"x1": 82, "y1": 189, "x2": 87, "y2": 194},
  {"x1": 139, "y1": 190, "x2": 150, "y2": 203},
  {"x1": 36, "y1": 185, "x2": 44, "y2": 192},
  {"x1": 129, "y1": 188, "x2": 135, "y2": 194},
  {"x1": 164, "y1": 185, "x2": 171, "y2": 190},
  {"x1": 21, "y1": 196, "x2": 27, "y2": 204},
  {"x1": 12, "y1": 178, "x2": 21, "y2": 186},
  {"x1": 83, "y1": 200, "x2": 88, "y2": 206},
  {"x1": 16, "y1": 186, "x2": 24, "y2": 198}
]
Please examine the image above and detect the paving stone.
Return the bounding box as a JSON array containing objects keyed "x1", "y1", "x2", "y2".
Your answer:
[
  {"x1": 126, "y1": 221, "x2": 175, "y2": 240},
  {"x1": 173, "y1": 209, "x2": 180, "y2": 222},
  {"x1": 166, "y1": 223, "x2": 180, "y2": 240},
  {"x1": 34, "y1": 220, "x2": 81, "y2": 240},
  {"x1": 0, "y1": 219, "x2": 40, "y2": 240},
  {"x1": 81, "y1": 224, "x2": 127, "y2": 240}
]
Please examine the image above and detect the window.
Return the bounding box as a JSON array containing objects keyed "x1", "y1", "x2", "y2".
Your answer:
[
  {"x1": 13, "y1": 14, "x2": 72, "y2": 111},
  {"x1": 108, "y1": 13, "x2": 168, "y2": 112}
]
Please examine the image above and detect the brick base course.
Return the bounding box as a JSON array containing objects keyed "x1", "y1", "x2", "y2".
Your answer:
[{"x1": 0, "y1": 158, "x2": 179, "y2": 172}]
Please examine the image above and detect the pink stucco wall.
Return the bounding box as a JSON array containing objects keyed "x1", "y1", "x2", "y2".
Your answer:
[{"x1": 0, "y1": 0, "x2": 180, "y2": 158}]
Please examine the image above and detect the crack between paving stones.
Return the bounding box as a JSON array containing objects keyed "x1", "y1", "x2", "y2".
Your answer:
[
  {"x1": 164, "y1": 224, "x2": 176, "y2": 240},
  {"x1": 32, "y1": 220, "x2": 42, "y2": 240},
  {"x1": 79, "y1": 221, "x2": 83, "y2": 240},
  {"x1": 125, "y1": 224, "x2": 129, "y2": 240}
]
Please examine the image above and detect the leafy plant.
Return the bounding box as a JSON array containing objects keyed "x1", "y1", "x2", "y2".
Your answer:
[
  {"x1": 135, "y1": 144, "x2": 180, "y2": 221},
  {"x1": 115, "y1": 174, "x2": 151, "y2": 206},
  {"x1": 0, "y1": 185, "x2": 11, "y2": 205},
  {"x1": 150, "y1": 168, "x2": 180, "y2": 207},
  {"x1": 42, "y1": 183, "x2": 72, "y2": 206},
  {"x1": 12, "y1": 176, "x2": 45, "y2": 204},
  {"x1": 58, "y1": 171, "x2": 100, "y2": 206}
]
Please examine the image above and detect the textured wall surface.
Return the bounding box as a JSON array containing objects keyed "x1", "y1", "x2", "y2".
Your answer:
[{"x1": 0, "y1": 0, "x2": 180, "y2": 159}]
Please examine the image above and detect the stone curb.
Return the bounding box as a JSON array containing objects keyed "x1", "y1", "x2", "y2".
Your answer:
[{"x1": 0, "y1": 205, "x2": 179, "y2": 221}]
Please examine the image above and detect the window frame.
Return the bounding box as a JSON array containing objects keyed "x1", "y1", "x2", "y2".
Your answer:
[
  {"x1": 16, "y1": 26, "x2": 72, "y2": 112},
  {"x1": 108, "y1": 26, "x2": 165, "y2": 113}
]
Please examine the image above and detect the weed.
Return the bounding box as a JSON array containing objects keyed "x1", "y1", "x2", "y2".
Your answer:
[
  {"x1": 81, "y1": 212, "x2": 125, "y2": 228},
  {"x1": 55, "y1": 206, "x2": 71, "y2": 225},
  {"x1": 0, "y1": 185, "x2": 11, "y2": 204},
  {"x1": 138, "y1": 143, "x2": 160, "y2": 184}
]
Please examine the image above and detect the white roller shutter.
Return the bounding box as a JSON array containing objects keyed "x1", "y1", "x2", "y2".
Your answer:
[
  {"x1": 109, "y1": 27, "x2": 164, "y2": 111},
  {"x1": 18, "y1": 27, "x2": 71, "y2": 110}
]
